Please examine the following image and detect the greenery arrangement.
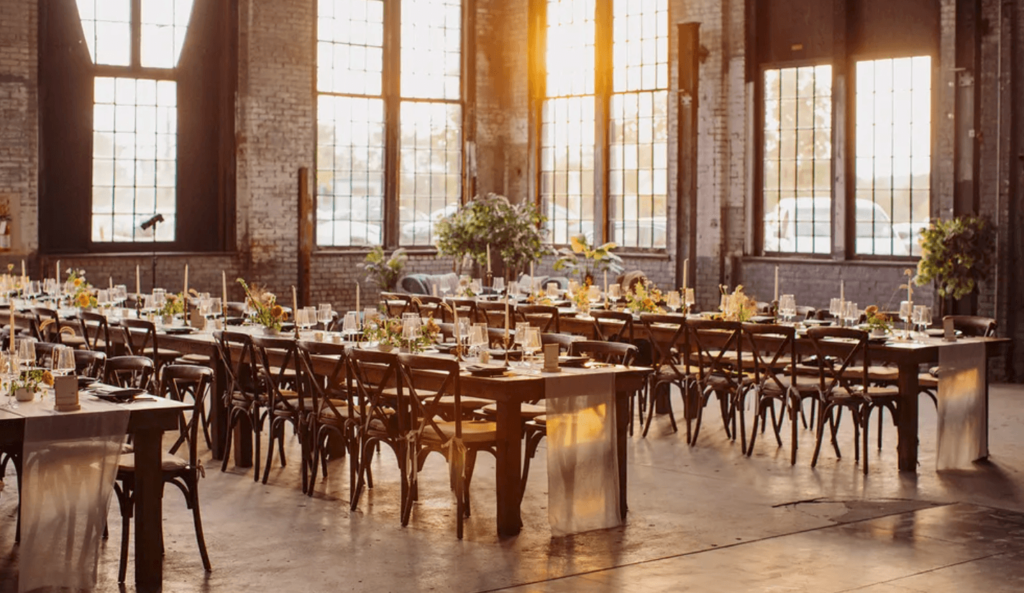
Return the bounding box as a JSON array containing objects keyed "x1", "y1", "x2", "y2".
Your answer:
[
  {"x1": 914, "y1": 216, "x2": 993, "y2": 301},
  {"x1": 553, "y1": 235, "x2": 624, "y2": 285},
  {"x1": 363, "y1": 313, "x2": 441, "y2": 353},
  {"x1": 718, "y1": 285, "x2": 757, "y2": 322},
  {"x1": 435, "y1": 193, "x2": 550, "y2": 277},
  {"x1": 625, "y1": 280, "x2": 665, "y2": 315},
  {"x1": 12, "y1": 368, "x2": 54, "y2": 395},
  {"x1": 68, "y1": 270, "x2": 97, "y2": 309},
  {"x1": 159, "y1": 291, "x2": 195, "y2": 318},
  {"x1": 864, "y1": 305, "x2": 893, "y2": 334},
  {"x1": 237, "y1": 278, "x2": 286, "y2": 332},
  {"x1": 359, "y1": 246, "x2": 407, "y2": 291}
]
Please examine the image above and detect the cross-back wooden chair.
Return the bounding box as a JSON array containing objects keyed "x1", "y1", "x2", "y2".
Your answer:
[
  {"x1": 121, "y1": 318, "x2": 182, "y2": 377},
  {"x1": 742, "y1": 323, "x2": 817, "y2": 463},
  {"x1": 250, "y1": 334, "x2": 307, "y2": 488},
  {"x1": 591, "y1": 310, "x2": 635, "y2": 343},
  {"x1": 78, "y1": 311, "x2": 113, "y2": 355},
  {"x1": 475, "y1": 300, "x2": 510, "y2": 328},
  {"x1": 296, "y1": 340, "x2": 355, "y2": 497},
  {"x1": 686, "y1": 318, "x2": 752, "y2": 450},
  {"x1": 214, "y1": 330, "x2": 265, "y2": 481},
  {"x1": 73, "y1": 348, "x2": 106, "y2": 379},
  {"x1": 348, "y1": 347, "x2": 403, "y2": 513},
  {"x1": 381, "y1": 292, "x2": 413, "y2": 317},
  {"x1": 517, "y1": 304, "x2": 560, "y2": 333},
  {"x1": 806, "y1": 326, "x2": 901, "y2": 474},
  {"x1": 396, "y1": 353, "x2": 497, "y2": 539},
  {"x1": 639, "y1": 313, "x2": 690, "y2": 438},
  {"x1": 113, "y1": 364, "x2": 212, "y2": 583},
  {"x1": 447, "y1": 298, "x2": 478, "y2": 326},
  {"x1": 103, "y1": 355, "x2": 155, "y2": 391},
  {"x1": 33, "y1": 306, "x2": 85, "y2": 347}
]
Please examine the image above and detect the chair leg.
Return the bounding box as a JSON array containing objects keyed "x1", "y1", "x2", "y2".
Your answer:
[
  {"x1": 877, "y1": 405, "x2": 884, "y2": 450},
  {"x1": 862, "y1": 407, "x2": 871, "y2": 475},
  {"x1": 810, "y1": 403, "x2": 832, "y2": 468},
  {"x1": 464, "y1": 449, "x2": 477, "y2": 518},
  {"x1": 188, "y1": 479, "x2": 212, "y2": 571},
  {"x1": 790, "y1": 395, "x2": 799, "y2": 465},
  {"x1": 220, "y1": 412, "x2": 235, "y2": 473}
]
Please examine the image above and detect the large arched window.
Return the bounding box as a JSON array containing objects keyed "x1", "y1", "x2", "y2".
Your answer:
[{"x1": 77, "y1": 0, "x2": 193, "y2": 243}]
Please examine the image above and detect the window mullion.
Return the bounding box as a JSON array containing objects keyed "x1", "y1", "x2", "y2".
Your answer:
[
  {"x1": 131, "y1": 0, "x2": 141, "y2": 69},
  {"x1": 383, "y1": 0, "x2": 402, "y2": 249},
  {"x1": 594, "y1": 0, "x2": 613, "y2": 245}
]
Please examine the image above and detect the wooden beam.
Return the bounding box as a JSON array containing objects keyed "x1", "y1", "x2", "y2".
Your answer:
[{"x1": 298, "y1": 167, "x2": 312, "y2": 308}]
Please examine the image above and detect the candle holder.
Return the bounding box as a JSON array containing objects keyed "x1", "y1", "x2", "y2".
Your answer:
[{"x1": 501, "y1": 334, "x2": 512, "y2": 369}]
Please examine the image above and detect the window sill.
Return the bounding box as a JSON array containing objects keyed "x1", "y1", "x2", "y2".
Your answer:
[
  {"x1": 744, "y1": 254, "x2": 920, "y2": 266},
  {"x1": 314, "y1": 246, "x2": 440, "y2": 257}
]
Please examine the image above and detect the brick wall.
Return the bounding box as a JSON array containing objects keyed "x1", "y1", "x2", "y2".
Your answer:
[{"x1": 0, "y1": 0, "x2": 37, "y2": 255}]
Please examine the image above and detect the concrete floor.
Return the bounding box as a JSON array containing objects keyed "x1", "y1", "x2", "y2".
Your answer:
[{"x1": 4, "y1": 384, "x2": 1024, "y2": 592}]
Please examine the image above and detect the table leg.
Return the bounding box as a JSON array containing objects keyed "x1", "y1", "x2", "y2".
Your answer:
[
  {"x1": 133, "y1": 427, "x2": 164, "y2": 591},
  {"x1": 615, "y1": 388, "x2": 628, "y2": 519},
  {"x1": 897, "y1": 361, "x2": 920, "y2": 472},
  {"x1": 209, "y1": 350, "x2": 226, "y2": 460},
  {"x1": 494, "y1": 400, "x2": 523, "y2": 536},
  {"x1": 234, "y1": 413, "x2": 253, "y2": 468}
]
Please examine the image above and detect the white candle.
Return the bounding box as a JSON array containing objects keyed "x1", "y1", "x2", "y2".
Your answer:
[
  {"x1": 136, "y1": 265, "x2": 141, "y2": 297},
  {"x1": 504, "y1": 291, "x2": 510, "y2": 343},
  {"x1": 682, "y1": 258, "x2": 688, "y2": 291},
  {"x1": 292, "y1": 285, "x2": 299, "y2": 337},
  {"x1": 109, "y1": 276, "x2": 113, "y2": 290},
  {"x1": 20, "y1": 260, "x2": 25, "y2": 279},
  {"x1": 487, "y1": 244, "x2": 492, "y2": 273},
  {"x1": 355, "y1": 282, "x2": 360, "y2": 314},
  {"x1": 56, "y1": 261, "x2": 61, "y2": 298},
  {"x1": 222, "y1": 271, "x2": 227, "y2": 309},
  {"x1": 183, "y1": 264, "x2": 188, "y2": 296},
  {"x1": 774, "y1": 265, "x2": 779, "y2": 302},
  {"x1": 56, "y1": 261, "x2": 60, "y2": 283},
  {"x1": 840, "y1": 280, "x2": 845, "y2": 304}
]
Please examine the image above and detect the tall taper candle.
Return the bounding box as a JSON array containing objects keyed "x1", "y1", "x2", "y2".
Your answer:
[
  {"x1": 183, "y1": 264, "x2": 188, "y2": 296},
  {"x1": 530, "y1": 262, "x2": 535, "y2": 290},
  {"x1": 504, "y1": 291, "x2": 510, "y2": 343},
  {"x1": 136, "y1": 265, "x2": 141, "y2": 297},
  {"x1": 21, "y1": 260, "x2": 25, "y2": 279},
  {"x1": 486, "y1": 244, "x2": 492, "y2": 273},
  {"x1": 774, "y1": 265, "x2": 779, "y2": 301},
  {"x1": 292, "y1": 285, "x2": 299, "y2": 338},
  {"x1": 56, "y1": 261, "x2": 61, "y2": 299},
  {"x1": 222, "y1": 271, "x2": 228, "y2": 315},
  {"x1": 56, "y1": 261, "x2": 60, "y2": 284},
  {"x1": 682, "y1": 258, "x2": 688, "y2": 291},
  {"x1": 840, "y1": 280, "x2": 845, "y2": 304},
  {"x1": 109, "y1": 276, "x2": 113, "y2": 290},
  {"x1": 355, "y1": 282, "x2": 360, "y2": 314}
]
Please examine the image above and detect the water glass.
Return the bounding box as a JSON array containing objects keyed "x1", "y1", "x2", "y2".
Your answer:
[
  {"x1": 52, "y1": 345, "x2": 75, "y2": 377},
  {"x1": 685, "y1": 288, "x2": 695, "y2": 309},
  {"x1": 317, "y1": 303, "x2": 333, "y2": 328},
  {"x1": 522, "y1": 327, "x2": 542, "y2": 370},
  {"x1": 546, "y1": 282, "x2": 559, "y2": 297},
  {"x1": 666, "y1": 290, "x2": 681, "y2": 311},
  {"x1": 609, "y1": 284, "x2": 621, "y2": 300},
  {"x1": 468, "y1": 325, "x2": 488, "y2": 359},
  {"x1": 342, "y1": 312, "x2": 359, "y2": 337},
  {"x1": 898, "y1": 301, "x2": 912, "y2": 333},
  {"x1": 843, "y1": 302, "x2": 859, "y2": 327},
  {"x1": 18, "y1": 339, "x2": 35, "y2": 370},
  {"x1": 363, "y1": 307, "x2": 377, "y2": 327},
  {"x1": 492, "y1": 277, "x2": 505, "y2": 294}
]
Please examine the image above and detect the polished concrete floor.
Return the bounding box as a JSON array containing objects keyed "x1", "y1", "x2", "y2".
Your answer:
[{"x1": 4, "y1": 384, "x2": 1024, "y2": 592}]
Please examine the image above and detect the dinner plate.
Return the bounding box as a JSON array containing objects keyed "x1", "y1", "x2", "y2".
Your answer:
[
  {"x1": 162, "y1": 326, "x2": 195, "y2": 335},
  {"x1": 77, "y1": 376, "x2": 98, "y2": 389},
  {"x1": 559, "y1": 356, "x2": 590, "y2": 368},
  {"x1": 92, "y1": 388, "x2": 147, "y2": 402},
  {"x1": 465, "y1": 365, "x2": 506, "y2": 377},
  {"x1": 925, "y1": 328, "x2": 963, "y2": 338}
]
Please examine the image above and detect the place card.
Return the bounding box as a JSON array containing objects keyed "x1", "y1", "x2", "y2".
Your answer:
[
  {"x1": 542, "y1": 343, "x2": 561, "y2": 373},
  {"x1": 54, "y1": 375, "x2": 80, "y2": 412},
  {"x1": 943, "y1": 317, "x2": 957, "y2": 342},
  {"x1": 190, "y1": 308, "x2": 207, "y2": 331}
]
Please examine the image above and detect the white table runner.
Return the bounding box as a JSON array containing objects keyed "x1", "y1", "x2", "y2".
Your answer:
[{"x1": 936, "y1": 341, "x2": 988, "y2": 470}]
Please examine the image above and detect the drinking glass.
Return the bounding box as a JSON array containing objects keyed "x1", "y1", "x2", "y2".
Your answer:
[
  {"x1": 587, "y1": 285, "x2": 600, "y2": 303},
  {"x1": 342, "y1": 312, "x2": 359, "y2": 339},
  {"x1": 919, "y1": 306, "x2": 932, "y2": 334},
  {"x1": 317, "y1": 303, "x2": 333, "y2": 329},
  {"x1": 363, "y1": 307, "x2": 377, "y2": 328},
  {"x1": 18, "y1": 339, "x2": 35, "y2": 370},
  {"x1": 302, "y1": 306, "x2": 317, "y2": 331},
  {"x1": 468, "y1": 325, "x2": 488, "y2": 360},
  {"x1": 470, "y1": 279, "x2": 482, "y2": 295},
  {"x1": 97, "y1": 289, "x2": 110, "y2": 311},
  {"x1": 514, "y1": 321, "x2": 530, "y2": 349},
  {"x1": 402, "y1": 316, "x2": 422, "y2": 343},
  {"x1": 609, "y1": 284, "x2": 621, "y2": 300},
  {"x1": 53, "y1": 345, "x2": 75, "y2": 377},
  {"x1": 522, "y1": 327, "x2": 542, "y2": 371},
  {"x1": 1, "y1": 351, "x2": 15, "y2": 409},
  {"x1": 546, "y1": 282, "x2": 559, "y2": 297},
  {"x1": 115, "y1": 285, "x2": 128, "y2": 306},
  {"x1": 492, "y1": 277, "x2": 505, "y2": 294},
  {"x1": 508, "y1": 280, "x2": 519, "y2": 296},
  {"x1": 457, "y1": 316, "x2": 471, "y2": 348},
  {"x1": 843, "y1": 302, "x2": 859, "y2": 327},
  {"x1": 684, "y1": 288, "x2": 695, "y2": 311},
  {"x1": 898, "y1": 301, "x2": 912, "y2": 334},
  {"x1": 439, "y1": 277, "x2": 452, "y2": 298},
  {"x1": 666, "y1": 290, "x2": 681, "y2": 311}
]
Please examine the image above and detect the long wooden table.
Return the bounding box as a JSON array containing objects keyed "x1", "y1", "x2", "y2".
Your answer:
[{"x1": 0, "y1": 395, "x2": 189, "y2": 591}]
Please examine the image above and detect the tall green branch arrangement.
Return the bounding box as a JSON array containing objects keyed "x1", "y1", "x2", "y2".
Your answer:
[
  {"x1": 553, "y1": 235, "x2": 624, "y2": 284},
  {"x1": 435, "y1": 193, "x2": 550, "y2": 277},
  {"x1": 359, "y1": 246, "x2": 407, "y2": 291},
  {"x1": 914, "y1": 216, "x2": 993, "y2": 301}
]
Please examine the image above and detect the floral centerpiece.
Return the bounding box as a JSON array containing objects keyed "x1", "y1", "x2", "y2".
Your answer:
[
  {"x1": 525, "y1": 291, "x2": 554, "y2": 306},
  {"x1": 237, "y1": 279, "x2": 286, "y2": 333},
  {"x1": 864, "y1": 305, "x2": 892, "y2": 336},
  {"x1": 455, "y1": 276, "x2": 477, "y2": 297},
  {"x1": 68, "y1": 269, "x2": 97, "y2": 309},
  {"x1": 569, "y1": 283, "x2": 592, "y2": 312},
  {"x1": 363, "y1": 314, "x2": 441, "y2": 353},
  {"x1": 625, "y1": 280, "x2": 665, "y2": 314},
  {"x1": 719, "y1": 285, "x2": 757, "y2": 322},
  {"x1": 11, "y1": 368, "x2": 54, "y2": 401},
  {"x1": 553, "y1": 235, "x2": 624, "y2": 286}
]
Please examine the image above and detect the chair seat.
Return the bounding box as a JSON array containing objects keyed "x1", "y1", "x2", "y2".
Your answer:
[
  {"x1": 918, "y1": 372, "x2": 938, "y2": 389},
  {"x1": 142, "y1": 347, "x2": 183, "y2": 360},
  {"x1": 832, "y1": 385, "x2": 901, "y2": 401},
  {"x1": 118, "y1": 451, "x2": 188, "y2": 473},
  {"x1": 60, "y1": 336, "x2": 88, "y2": 348},
  {"x1": 436, "y1": 395, "x2": 493, "y2": 409},
  {"x1": 421, "y1": 420, "x2": 498, "y2": 444},
  {"x1": 318, "y1": 400, "x2": 356, "y2": 420},
  {"x1": 842, "y1": 365, "x2": 899, "y2": 383},
  {"x1": 178, "y1": 354, "x2": 212, "y2": 365},
  {"x1": 759, "y1": 375, "x2": 820, "y2": 395},
  {"x1": 479, "y1": 402, "x2": 546, "y2": 418}
]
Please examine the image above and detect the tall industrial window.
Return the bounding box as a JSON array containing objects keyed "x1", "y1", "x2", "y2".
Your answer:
[
  {"x1": 855, "y1": 56, "x2": 931, "y2": 257},
  {"x1": 316, "y1": 0, "x2": 463, "y2": 248},
  {"x1": 540, "y1": 0, "x2": 668, "y2": 249},
  {"x1": 78, "y1": 0, "x2": 192, "y2": 242},
  {"x1": 762, "y1": 65, "x2": 833, "y2": 254}
]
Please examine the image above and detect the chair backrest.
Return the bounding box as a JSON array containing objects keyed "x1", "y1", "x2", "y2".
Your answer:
[
  {"x1": 381, "y1": 292, "x2": 412, "y2": 317},
  {"x1": 159, "y1": 365, "x2": 214, "y2": 464},
  {"x1": 74, "y1": 349, "x2": 107, "y2": 378},
  {"x1": 475, "y1": 301, "x2": 509, "y2": 327},
  {"x1": 447, "y1": 298, "x2": 478, "y2": 325},
  {"x1": 741, "y1": 323, "x2": 796, "y2": 393},
  {"x1": 411, "y1": 295, "x2": 444, "y2": 320},
  {"x1": 805, "y1": 326, "x2": 871, "y2": 396},
  {"x1": 638, "y1": 313, "x2": 688, "y2": 374},
  {"x1": 569, "y1": 340, "x2": 637, "y2": 365},
  {"x1": 590, "y1": 310, "x2": 634, "y2": 342},
  {"x1": 518, "y1": 304, "x2": 560, "y2": 333},
  {"x1": 795, "y1": 306, "x2": 817, "y2": 321},
  {"x1": 540, "y1": 331, "x2": 577, "y2": 353},
  {"x1": 121, "y1": 318, "x2": 158, "y2": 357},
  {"x1": 32, "y1": 307, "x2": 64, "y2": 343},
  {"x1": 33, "y1": 341, "x2": 59, "y2": 367},
  {"x1": 250, "y1": 334, "x2": 304, "y2": 414},
  {"x1": 78, "y1": 311, "x2": 112, "y2": 353},
  {"x1": 296, "y1": 340, "x2": 349, "y2": 423},
  {"x1": 945, "y1": 315, "x2": 997, "y2": 337},
  {"x1": 213, "y1": 330, "x2": 259, "y2": 402},
  {"x1": 347, "y1": 347, "x2": 403, "y2": 439},
  {"x1": 396, "y1": 353, "x2": 463, "y2": 441},
  {"x1": 685, "y1": 318, "x2": 745, "y2": 387},
  {"x1": 104, "y1": 355, "x2": 155, "y2": 390}
]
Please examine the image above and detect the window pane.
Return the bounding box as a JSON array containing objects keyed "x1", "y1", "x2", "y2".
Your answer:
[
  {"x1": 398, "y1": 102, "x2": 462, "y2": 245},
  {"x1": 316, "y1": 95, "x2": 385, "y2": 247},
  {"x1": 76, "y1": 0, "x2": 131, "y2": 66},
  {"x1": 762, "y1": 65, "x2": 832, "y2": 254},
  {"x1": 91, "y1": 77, "x2": 177, "y2": 242},
  {"x1": 609, "y1": 90, "x2": 667, "y2": 248},
  {"x1": 546, "y1": 0, "x2": 595, "y2": 97},
  {"x1": 141, "y1": 0, "x2": 194, "y2": 68},
  {"x1": 317, "y1": 0, "x2": 384, "y2": 95},
  {"x1": 401, "y1": 0, "x2": 461, "y2": 100},
  {"x1": 612, "y1": 0, "x2": 667, "y2": 93},
  {"x1": 854, "y1": 56, "x2": 930, "y2": 257},
  {"x1": 541, "y1": 96, "x2": 595, "y2": 245}
]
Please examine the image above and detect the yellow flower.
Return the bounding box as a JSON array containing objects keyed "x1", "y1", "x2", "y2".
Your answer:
[
  {"x1": 73, "y1": 278, "x2": 83, "y2": 287},
  {"x1": 570, "y1": 235, "x2": 587, "y2": 254},
  {"x1": 865, "y1": 305, "x2": 879, "y2": 316},
  {"x1": 76, "y1": 292, "x2": 91, "y2": 307},
  {"x1": 41, "y1": 371, "x2": 54, "y2": 387},
  {"x1": 270, "y1": 305, "x2": 284, "y2": 319}
]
